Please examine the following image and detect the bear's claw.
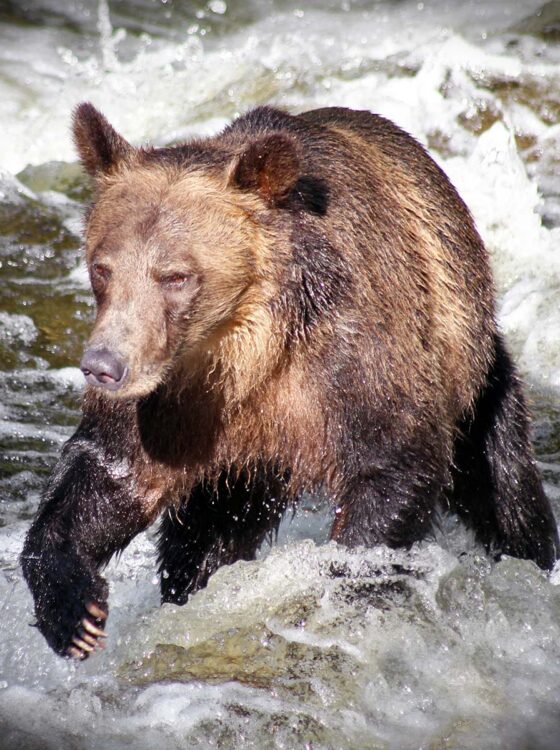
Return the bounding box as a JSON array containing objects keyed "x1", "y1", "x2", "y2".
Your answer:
[
  {"x1": 66, "y1": 602, "x2": 108, "y2": 660},
  {"x1": 85, "y1": 601, "x2": 108, "y2": 621}
]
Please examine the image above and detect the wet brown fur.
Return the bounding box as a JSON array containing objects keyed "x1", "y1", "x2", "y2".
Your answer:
[
  {"x1": 21, "y1": 103, "x2": 557, "y2": 659},
  {"x1": 78, "y1": 106, "x2": 496, "y2": 510}
]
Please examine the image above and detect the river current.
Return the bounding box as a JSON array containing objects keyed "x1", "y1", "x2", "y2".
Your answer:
[{"x1": 1, "y1": 1, "x2": 560, "y2": 748}]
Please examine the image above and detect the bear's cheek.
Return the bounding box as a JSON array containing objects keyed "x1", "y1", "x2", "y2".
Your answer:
[{"x1": 159, "y1": 260, "x2": 253, "y2": 344}]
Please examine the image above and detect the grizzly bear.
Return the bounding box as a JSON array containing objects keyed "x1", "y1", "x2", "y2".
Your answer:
[{"x1": 21, "y1": 102, "x2": 558, "y2": 659}]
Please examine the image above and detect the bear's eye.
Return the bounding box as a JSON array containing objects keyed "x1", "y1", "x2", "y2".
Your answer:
[
  {"x1": 159, "y1": 273, "x2": 189, "y2": 288},
  {"x1": 91, "y1": 262, "x2": 112, "y2": 282}
]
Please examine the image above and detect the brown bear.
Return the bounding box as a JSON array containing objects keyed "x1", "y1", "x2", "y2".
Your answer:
[{"x1": 21, "y1": 102, "x2": 558, "y2": 659}]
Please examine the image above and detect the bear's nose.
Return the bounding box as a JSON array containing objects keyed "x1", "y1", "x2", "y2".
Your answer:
[{"x1": 80, "y1": 348, "x2": 128, "y2": 391}]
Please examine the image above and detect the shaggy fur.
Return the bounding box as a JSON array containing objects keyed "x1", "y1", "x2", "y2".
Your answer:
[{"x1": 21, "y1": 103, "x2": 558, "y2": 658}]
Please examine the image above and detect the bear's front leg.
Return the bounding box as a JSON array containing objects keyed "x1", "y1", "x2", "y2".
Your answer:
[
  {"x1": 157, "y1": 468, "x2": 289, "y2": 604},
  {"x1": 21, "y1": 423, "x2": 154, "y2": 659}
]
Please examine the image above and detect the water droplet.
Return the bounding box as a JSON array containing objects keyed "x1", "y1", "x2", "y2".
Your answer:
[{"x1": 208, "y1": 0, "x2": 227, "y2": 14}]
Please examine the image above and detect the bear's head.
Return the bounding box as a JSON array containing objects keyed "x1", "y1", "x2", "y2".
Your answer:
[{"x1": 73, "y1": 103, "x2": 301, "y2": 400}]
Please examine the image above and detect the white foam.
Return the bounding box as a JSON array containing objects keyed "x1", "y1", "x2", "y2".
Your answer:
[
  {"x1": 0, "y1": 1, "x2": 545, "y2": 173},
  {"x1": 3, "y1": 536, "x2": 560, "y2": 748},
  {"x1": 441, "y1": 122, "x2": 560, "y2": 389},
  {"x1": 0, "y1": 418, "x2": 71, "y2": 444},
  {"x1": 0, "y1": 313, "x2": 38, "y2": 346},
  {"x1": 53, "y1": 366, "x2": 85, "y2": 390},
  {"x1": 0, "y1": 366, "x2": 84, "y2": 390}
]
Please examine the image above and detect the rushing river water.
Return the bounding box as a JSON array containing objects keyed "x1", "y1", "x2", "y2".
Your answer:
[{"x1": 1, "y1": 1, "x2": 560, "y2": 748}]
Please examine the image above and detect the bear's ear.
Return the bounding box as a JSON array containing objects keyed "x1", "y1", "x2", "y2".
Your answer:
[
  {"x1": 229, "y1": 133, "x2": 300, "y2": 206},
  {"x1": 72, "y1": 102, "x2": 134, "y2": 177}
]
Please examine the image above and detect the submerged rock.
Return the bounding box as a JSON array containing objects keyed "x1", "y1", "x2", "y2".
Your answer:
[
  {"x1": 119, "y1": 542, "x2": 447, "y2": 701},
  {"x1": 17, "y1": 161, "x2": 90, "y2": 203},
  {"x1": 114, "y1": 540, "x2": 560, "y2": 747}
]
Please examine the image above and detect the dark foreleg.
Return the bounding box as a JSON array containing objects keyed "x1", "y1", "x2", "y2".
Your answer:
[
  {"x1": 157, "y1": 468, "x2": 289, "y2": 605},
  {"x1": 21, "y1": 420, "x2": 156, "y2": 659}
]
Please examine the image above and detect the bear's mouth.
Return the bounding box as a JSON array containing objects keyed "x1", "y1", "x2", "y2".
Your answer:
[{"x1": 82, "y1": 366, "x2": 129, "y2": 391}]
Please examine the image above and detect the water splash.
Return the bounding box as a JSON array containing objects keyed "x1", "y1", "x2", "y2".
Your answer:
[{"x1": 97, "y1": 0, "x2": 124, "y2": 72}]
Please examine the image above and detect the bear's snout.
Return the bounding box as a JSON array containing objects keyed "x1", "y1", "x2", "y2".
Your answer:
[{"x1": 80, "y1": 347, "x2": 128, "y2": 391}]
